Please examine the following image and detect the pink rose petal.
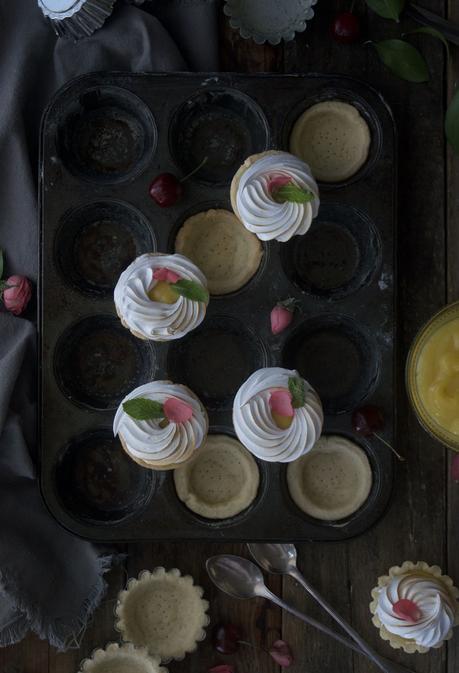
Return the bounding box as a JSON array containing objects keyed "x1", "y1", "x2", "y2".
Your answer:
[
  {"x1": 270, "y1": 305, "x2": 294, "y2": 335},
  {"x1": 153, "y1": 267, "x2": 181, "y2": 283},
  {"x1": 209, "y1": 666, "x2": 235, "y2": 673},
  {"x1": 269, "y1": 640, "x2": 294, "y2": 668},
  {"x1": 393, "y1": 599, "x2": 422, "y2": 622},
  {"x1": 164, "y1": 397, "x2": 193, "y2": 424},
  {"x1": 2, "y1": 275, "x2": 32, "y2": 316},
  {"x1": 452, "y1": 453, "x2": 459, "y2": 483},
  {"x1": 268, "y1": 175, "x2": 292, "y2": 194},
  {"x1": 269, "y1": 390, "x2": 294, "y2": 418}
]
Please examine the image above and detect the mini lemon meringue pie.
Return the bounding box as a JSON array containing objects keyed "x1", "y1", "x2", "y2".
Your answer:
[
  {"x1": 113, "y1": 381, "x2": 208, "y2": 470},
  {"x1": 370, "y1": 561, "x2": 459, "y2": 653},
  {"x1": 230, "y1": 150, "x2": 319, "y2": 242},
  {"x1": 233, "y1": 367, "x2": 323, "y2": 462},
  {"x1": 114, "y1": 252, "x2": 209, "y2": 341}
]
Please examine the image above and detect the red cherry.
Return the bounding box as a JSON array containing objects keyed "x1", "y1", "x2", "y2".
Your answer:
[
  {"x1": 352, "y1": 405, "x2": 384, "y2": 437},
  {"x1": 212, "y1": 623, "x2": 243, "y2": 655},
  {"x1": 149, "y1": 172, "x2": 183, "y2": 207},
  {"x1": 331, "y1": 12, "x2": 361, "y2": 44}
]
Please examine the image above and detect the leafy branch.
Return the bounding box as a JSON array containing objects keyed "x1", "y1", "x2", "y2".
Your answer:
[{"x1": 364, "y1": 0, "x2": 459, "y2": 152}]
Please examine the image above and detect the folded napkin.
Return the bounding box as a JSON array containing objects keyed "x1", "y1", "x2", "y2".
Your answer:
[{"x1": 0, "y1": 0, "x2": 218, "y2": 650}]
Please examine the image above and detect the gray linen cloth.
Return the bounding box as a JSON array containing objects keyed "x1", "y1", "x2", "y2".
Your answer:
[{"x1": 0, "y1": 0, "x2": 218, "y2": 650}]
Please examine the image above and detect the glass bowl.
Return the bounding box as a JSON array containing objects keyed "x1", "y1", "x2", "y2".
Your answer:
[{"x1": 406, "y1": 300, "x2": 459, "y2": 452}]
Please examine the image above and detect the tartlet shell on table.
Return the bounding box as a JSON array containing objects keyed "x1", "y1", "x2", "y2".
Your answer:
[
  {"x1": 78, "y1": 642, "x2": 167, "y2": 673},
  {"x1": 115, "y1": 567, "x2": 210, "y2": 662},
  {"x1": 223, "y1": 0, "x2": 317, "y2": 45},
  {"x1": 370, "y1": 561, "x2": 459, "y2": 654}
]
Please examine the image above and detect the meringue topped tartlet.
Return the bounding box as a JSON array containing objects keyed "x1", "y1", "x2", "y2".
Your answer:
[
  {"x1": 113, "y1": 381, "x2": 208, "y2": 470},
  {"x1": 233, "y1": 367, "x2": 323, "y2": 462},
  {"x1": 114, "y1": 253, "x2": 209, "y2": 342},
  {"x1": 370, "y1": 561, "x2": 459, "y2": 653},
  {"x1": 230, "y1": 150, "x2": 320, "y2": 242}
]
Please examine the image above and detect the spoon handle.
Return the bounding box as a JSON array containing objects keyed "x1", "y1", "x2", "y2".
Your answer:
[
  {"x1": 261, "y1": 588, "x2": 415, "y2": 673},
  {"x1": 289, "y1": 568, "x2": 410, "y2": 673}
]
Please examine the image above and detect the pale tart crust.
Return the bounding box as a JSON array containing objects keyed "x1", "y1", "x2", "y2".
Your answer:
[
  {"x1": 286, "y1": 435, "x2": 372, "y2": 521},
  {"x1": 369, "y1": 561, "x2": 459, "y2": 654},
  {"x1": 175, "y1": 209, "x2": 263, "y2": 295},
  {"x1": 173, "y1": 434, "x2": 260, "y2": 519},
  {"x1": 115, "y1": 568, "x2": 209, "y2": 662},
  {"x1": 79, "y1": 642, "x2": 167, "y2": 673},
  {"x1": 230, "y1": 150, "x2": 286, "y2": 221},
  {"x1": 117, "y1": 383, "x2": 209, "y2": 471},
  {"x1": 289, "y1": 101, "x2": 371, "y2": 183}
]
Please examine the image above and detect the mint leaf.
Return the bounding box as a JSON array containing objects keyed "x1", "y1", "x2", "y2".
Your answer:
[
  {"x1": 373, "y1": 39, "x2": 429, "y2": 83},
  {"x1": 289, "y1": 376, "x2": 306, "y2": 409},
  {"x1": 446, "y1": 89, "x2": 459, "y2": 154},
  {"x1": 404, "y1": 27, "x2": 450, "y2": 58},
  {"x1": 173, "y1": 279, "x2": 209, "y2": 303},
  {"x1": 0, "y1": 250, "x2": 3, "y2": 280},
  {"x1": 123, "y1": 397, "x2": 164, "y2": 421},
  {"x1": 366, "y1": 0, "x2": 405, "y2": 21},
  {"x1": 273, "y1": 183, "x2": 315, "y2": 204}
]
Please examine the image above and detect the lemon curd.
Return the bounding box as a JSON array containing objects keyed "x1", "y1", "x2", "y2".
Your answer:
[{"x1": 416, "y1": 317, "x2": 459, "y2": 435}]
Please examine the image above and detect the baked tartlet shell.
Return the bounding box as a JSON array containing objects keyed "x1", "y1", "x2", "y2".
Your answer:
[
  {"x1": 78, "y1": 642, "x2": 167, "y2": 673},
  {"x1": 370, "y1": 561, "x2": 459, "y2": 654},
  {"x1": 115, "y1": 567, "x2": 210, "y2": 662}
]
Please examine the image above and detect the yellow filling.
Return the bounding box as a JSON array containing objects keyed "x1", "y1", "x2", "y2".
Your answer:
[
  {"x1": 148, "y1": 280, "x2": 178, "y2": 304},
  {"x1": 272, "y1": 411, "x2": 293, "y2": 430},
  {"x1": 416, "y1": 318, "x2": 459, "y2": 434}
]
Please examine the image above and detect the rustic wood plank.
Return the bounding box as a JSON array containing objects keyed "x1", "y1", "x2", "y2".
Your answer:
[
  {"x1": 446, "y1": 4, "x2": 459, "y2": 673},
  {"x1": 0, "y1": 633, "x2": 48, "y2": 673}
]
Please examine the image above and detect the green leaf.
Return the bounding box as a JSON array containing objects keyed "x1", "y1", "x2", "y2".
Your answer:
[
  {"x1": 123, "y1": 397, "x2": 164, "y2": 421},
  {"x1": 366, "y1": 0, "x2": 405, "y2": 21},
  {"x1": 446, "y1": 89, "x2": 459, "y2": 154},
  {"x1": 0, "y1": 250, "x2": 3, "y2": 280},
  {"x1": 273, "y1": 183, "x2": 315, "y2": 204},
  {"x1": 374, "y1": 39, "x2": 429, "y2": 82},
  {"x1": 404, "y1": 27, "x2": 450, "y2": 58},
  {"x1": 289, "y1": 376, "x2": 306, "y2": 409},
  {"x1": 173, "y1": 279, "x2": 209, "y2": 303}
]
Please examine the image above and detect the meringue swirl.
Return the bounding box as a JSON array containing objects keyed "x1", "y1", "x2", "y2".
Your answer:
[
  {"x1": 114, "y1": 253, "x2": 208, "y2": 341},
  {"x1": 375, "y1": 571, "x2": 457, "y2": 648},
  {"x1": 235, "y1": 152, "x2": 320, "y2": 242},
  {"x1": 233, "y1": 367, "x2": 323, "y2": 462},
  {"x1": 114, "y1": 381, "x2": 208, "y2": 467}
]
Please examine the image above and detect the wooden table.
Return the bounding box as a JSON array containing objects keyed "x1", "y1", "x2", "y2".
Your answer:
[{"x1": 2, "y1": 1, "x2": 458, "y2": 671}]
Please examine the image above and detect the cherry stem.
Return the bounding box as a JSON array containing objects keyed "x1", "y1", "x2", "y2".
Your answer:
[
  {"x1": 180, "y1": 156, "x2": 208, "y2": 183},
  {"x1": 374, "y1": 433, "x2": 405, "y2": 462}
]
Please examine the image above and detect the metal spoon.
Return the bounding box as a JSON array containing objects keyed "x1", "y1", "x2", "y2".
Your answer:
[
  {"x1": 207, "y1": 555, "x2": 415, "y2": 673},
  {"x1": 247, "y1": 544, "x2": 411, "y2": 673}
]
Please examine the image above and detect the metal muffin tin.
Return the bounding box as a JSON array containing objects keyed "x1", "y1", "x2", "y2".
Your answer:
[{"x1": 39, "y1": 72, "x2": 396, "y2": 542}]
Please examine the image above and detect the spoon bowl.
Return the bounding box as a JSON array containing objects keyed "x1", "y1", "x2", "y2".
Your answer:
[
  {"x1": 206, "y1": 555, "x2": 267, "y2": 600},
  {"x1": 247, "y1": 543, "x2": 298, "y2": 574}
]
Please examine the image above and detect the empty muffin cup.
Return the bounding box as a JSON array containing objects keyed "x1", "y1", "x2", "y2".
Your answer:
[
  {"x1": 282, "y1": 316, "x2": 379, "y2": 414},
  {"x1": 281, "y1": 204, "x2": 380, "y2": 299},
  {"x1": 167, "y1": 316, "x2": 267, "y2": 409},
  {"x1": 54, "y1": 314, "x2": 155, "y2": 410},
  {"x1": 287, "y1": 435, "x2": 373, "y2": 521},
  {"x1": 58, "y1": 86, "x2": 156, "y2": 183},
  {"x1": 55, "y1": 429, "x2": 155, "y2": 524},
  {"x1": 174, "y1": 208, "x2": 264, "y2": 295},
  {"x1": 174, "y1": 434, "x2": 260, "y2": 520},
  {"x1": 55, "y1": 201, "x2": 155, "y2": 296},
  {"x1": 169, "y1": 88, "x2": 270, "y2": 184}
]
